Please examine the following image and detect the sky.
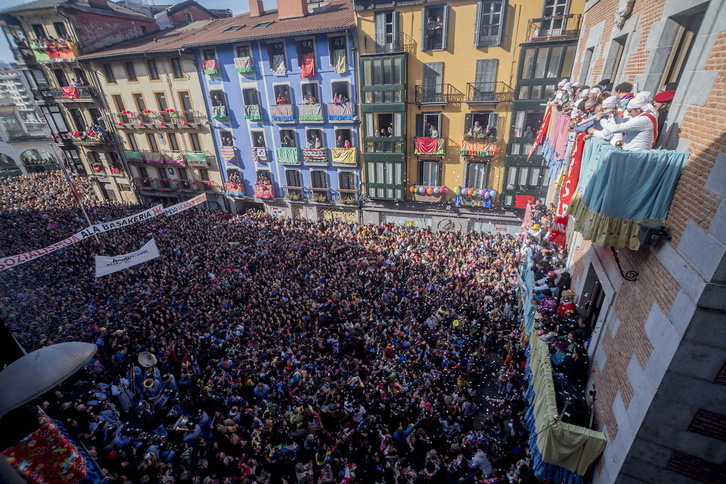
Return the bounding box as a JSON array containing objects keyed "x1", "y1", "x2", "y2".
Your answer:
[{"x1": 0, "y1": 0, "x2": 277, "y2": 63}]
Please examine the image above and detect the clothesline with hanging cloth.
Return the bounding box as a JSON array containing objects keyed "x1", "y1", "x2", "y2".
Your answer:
[
  {"x1": 414, "y1": 137, "x2": 445, "y2": 155},
  {"x1": 567, "y1": 137, "x2": 688, "y2": 250},
  {"x1": 299, "y1": 103, "x2": 323, "y2": 122},
  {"x1": 327, "y1": 102, "x2": 355, "y2": 121},
  {"x1": 234, "y1": 56, "x2": 254, "y2": 74},
  {"x1": 271, "y1": 104, "x2": 294, "y2": 122},
  {"x1": 302, "y1": 148, "x2": 327, "y2": 164},
  {"x1": 220, "y1": 146, "x2": 237, "y2": 164},
  {"x1": 202, "y1": 59, "x2": 219, "y2": 75},
  {"x1": 331, "y1": 148, "x2": 356, "y2": 165},
  {"x1": 300, "y1": 52, "x2": 315, "y2": 79},
  {"x1": 459, "y1": 138, "x2": 498, "y2": 157}
]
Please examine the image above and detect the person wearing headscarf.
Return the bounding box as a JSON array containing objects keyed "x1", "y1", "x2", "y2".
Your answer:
[
  {"x1": 592, "y1": 91, "x2": 657, "y2": 151},
  {"x1": 591, "y1": 95, "x2": 624, "y2": 145}
]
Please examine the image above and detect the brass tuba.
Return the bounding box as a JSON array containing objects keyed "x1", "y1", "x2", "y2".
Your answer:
[{"x1": 144, "y1": 378, "x2": 155, "y2": 389}]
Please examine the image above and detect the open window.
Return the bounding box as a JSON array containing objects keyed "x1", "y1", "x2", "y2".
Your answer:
[
  {"x1": 474, "y1": 0, "x2": 506, "y2": 48},
  {"x1": 374, "y1": 11, "x2": 401, "y2": 52},
  {"x1": 339, "y1": 171, "x2": 356, "y2": 191},
  {"x1": 251, "y1": 130, "x2": 266, "y2": 147},
  {"x1": 415, "y1": 113, "x2": 442, "y2": 138},
  {"x1": 306, "y1": 128, "x2": 323, "y2": 148},
  {"x1": 301, "y1": 83, "x2": 319, "y2": 104},
  {"x1": 330, "y1": 80, "x2": 350, "y2": 103},
  {"x1": 210, "y1": 89, "x2": 226, "y2": 108},
  {"x1": 296, "y1": 39, "x2": 315, "y2": 67},
  {"x1": 279, "y1": 129, "x2": 296, "y2": 147},
  {"x1": 268, "y1": 41, "x2": 287, "y2": 74},
  {"x1": 220, "y1": 131, "x2": 234, "y2": 147},
  {"x1": 334, "y1": 128, "x2": 353, "y2": 147},
  {"x1": 203, "y1": 49, "x2": 216, "y2": 60},
  {"x1": 328, "y1": 35, "x2": 347, "y2": 70},
  {"x1": 465, "y1": 111, "x2": 498, "y2": 138},
  {"x1": 657, "y1": 6, "x2": 706, "y2": 91},
  {"x1": 237, "y1": 45, "x2": 251, "y2": 57},
  {"x1": 242, "y1": 87, "x2": 259, "y2": 105},
  {"x1": 421, "y1": 4, "x2": 450, "y2": 51},
  {"x1": 418, "y1": 159, "x2": 441, "y2": 186},
  {"x1": 273, "y1": 84, "x2": 292, "y2": 104}
]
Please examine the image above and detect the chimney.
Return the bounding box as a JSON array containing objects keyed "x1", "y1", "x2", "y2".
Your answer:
[
  {"x1": 249, "y1": 0, "x2": 265, "y2": 17},
  {"x1": 277, "y1": 0, "x2": 308, "y2": 20}
]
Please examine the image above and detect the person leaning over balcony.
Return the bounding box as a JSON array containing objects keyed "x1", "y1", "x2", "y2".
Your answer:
[{"x1": 591, "y1": 92, "x2": 657, "y2": 151}]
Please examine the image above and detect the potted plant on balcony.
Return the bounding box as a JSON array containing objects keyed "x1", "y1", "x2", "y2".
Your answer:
[
  {"x1": 312, "y1": 192, "x2": 328, "y2": 203},
  {"x1": 339, "y1": 194, "x2": 357, "y2": 204},
  {"x1": 285, "y1": 190, "x2": 302, "y2": 201}
]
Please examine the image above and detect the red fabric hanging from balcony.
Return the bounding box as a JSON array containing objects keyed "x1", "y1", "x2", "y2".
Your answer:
[{"x1": 61, "y1": 87, "x2": 80, "y2": 99}]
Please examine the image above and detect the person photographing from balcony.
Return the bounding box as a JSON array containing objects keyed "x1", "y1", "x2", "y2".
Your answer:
[
  {"x1": 614, "y1": 82, "x2": 634, "y2": 117},
  {"x1": 591, "y1": 91, "x2": 657, "y2": 151}
]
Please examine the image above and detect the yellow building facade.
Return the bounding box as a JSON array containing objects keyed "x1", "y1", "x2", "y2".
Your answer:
[{"x1": 81, "y1": 46, "x2": 226, "y2": 209}]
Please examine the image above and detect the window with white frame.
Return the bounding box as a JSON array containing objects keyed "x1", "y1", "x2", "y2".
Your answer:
[
  {"x1": 421, "y1": 4, "x2": 450, "y2": 51},
  {"x1": 236, "y1": 45, "x2": 251, "y2": 57},
  {"x1": 285, "y1": 169, "x2": 302, "y2": 187},
  {"x1": 251, "y1": 130, "x2": 266, "y2": 147},
  {"x1": 415, "y1": 112, "x2": 442, "y2": 137},
  {"x1": 203, "y1": 49, "x2": 216, "y2": 60},
  {"x1": 331, "y1": 80, "x2": 350, "y2": 103},
  {"x1": 418, "y1": 160, "x2": 440, "y2": 186},
  {"x1": 465, "y1": 161, "x2": 490, "y2": 189},
  {"x1": 242, "y1": 87, "x2": 259, "y2": 105},
  {"x1": 273, "y1": 84, "x2": 292, "y2": 104},
  {"x1": 268, "y1": 42, "x2": 287, "y2": 73},
  {"x1": 474, "y1": 1, "x2": 507, "y2": 48},
  {"x1": 334, "y1": 128, "x2": 353, "y2": 147}
]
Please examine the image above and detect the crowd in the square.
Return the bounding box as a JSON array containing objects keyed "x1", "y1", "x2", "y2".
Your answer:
[{"x1": 0, "y1": 172, "x2": 551, "y2": 483}]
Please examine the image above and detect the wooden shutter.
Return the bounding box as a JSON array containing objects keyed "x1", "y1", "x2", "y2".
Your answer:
[
  {"x1": 489, "y1": 113, "x2": 499, "y2": 131},
  {"x1": 495, "y1": 1, "x2": 508, "y2": 47},
  {"x1": 465, "y1": 113, "x2": 472, "y2": 134},
  {"x1": 420, "y1": 8, "x2": 427, "y2": 50},
  {"x1": 423, "y1": 62, "x2": 443, "y2": 101},
  {"x1": 374, "y1": 12, "x2": 386, "y2": 50},
  {"x1": 441, "y1": 5, "x2": 450, "y2": 50},
  {"x1": 416, "y1": 113, "x2": 424, "y2": 137},
  {"x1": 474, "y1": 1, "x2": 482, "y2": 47},
  {"x1": 476, "y1": 59, "x2": 498, "y2": 87}
]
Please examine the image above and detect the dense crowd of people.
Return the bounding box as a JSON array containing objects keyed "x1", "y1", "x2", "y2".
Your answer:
[{"x1": 1, "y1": 172, "x2": 545, "y2": 483}]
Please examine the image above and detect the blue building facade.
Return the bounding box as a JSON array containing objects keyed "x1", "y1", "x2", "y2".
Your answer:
[{"x1": 192, "y1": 16, "x2": 359, "y2": 220}]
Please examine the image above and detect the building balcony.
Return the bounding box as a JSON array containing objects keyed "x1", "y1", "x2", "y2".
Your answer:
[
  {"x1": 141, "y1": 150, "x2": 186, "y2": 165},
  {"x1": 225, "y1": 179, "x2": 245, "y2": 197},
  {"x1": 72, "y1": 132, "x2": 111, "y2": 146},
  {"x1": 466, "y1": 81, "x2": 514, "y2": 104},
  {"x1": 234, "y1": 56, "x2": 254, "y2": 75},
  {"x1": 32, "y1": 86, "x2": 96, "y2": 103},
  {"x1": 252, "y1": 147, "x2": 269, "y2": 163},
  {"x1": 310, "y1": 188, "x2": 330, "y2": 203},
  {"x1": 298, "y1": 103, "x2": 324, "y2": 123},
  {"x1": 29, "y1": 41, "x2": 80, "y2": 63},
  {"x1": 411, "y1": 185, "x2": 447, "y2": 203},
  {"x1": 269, "y1": 104, "x2": 295, "y2": 123},
  {"x1": 276, "y1": 147, "x2": 300, "y2": 164},
  {"x1": 211, "y1": 105, "x2": 229, "y2": 121},
  {"x1": 244, "y1": 104, "x2": 262, "y2": 121},
  {"x1": 133, "y1": 177, "x2": 157, "y2": 191},
  {"x1": 283, "y1": 186, "x2": 304, "y2": 201},
  {"x1": 336, "y1": 189, "x2": 359, "y2": 204},
  {"x1": 566, "y1": 137, "x2": 688, "y2": 250},
  {"x1": 363, "y1": 136, "x2": 404, "y2": 154},
  {"x1": 326, "y1": 102, "x2": 356, "y2": 122},
  {"x1": 527, "y1": 14, "x2": 582, "y2": 42},
  {"x1": 184, "y1": 152, "x2": 211, "y2": 167},
  {"x1": 331, "y1": 147, "x2": 357, "y2": 165},
  {"x1": 302, "y1": 147, "x2": 328, "y2": 164},
  {"x1": 254, "y1": 181, "x2": 276, "y2": 199},
  {"x1": 459, "y1": 137, "x2": 498, "y2": 157},
  {"x1": 360, "y1": 31, "x2": 416, "y2": 55},
  {"x1": 414, "y1": 84, "x2": 464, "y2": 105},
  {"x1": 413, "y1": 137, "x2": 445, "y2": 156},
  {"x1": 178, "y1": 179, "x2": 202, "y2": 193}
]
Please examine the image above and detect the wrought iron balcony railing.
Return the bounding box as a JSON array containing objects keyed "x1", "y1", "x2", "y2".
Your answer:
[
  {"x1": 527, "y1": 14, "x2": 582, "y2": 42},
  {"x1": 414, "y1": 83, "x2": 464, "y2": 104},
  {"x1": 360, "y1": 31, "x2": 416, "y2": 55},
  {"x1": 466, "y1": 81, "x2": 514, "y2": 104}
]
